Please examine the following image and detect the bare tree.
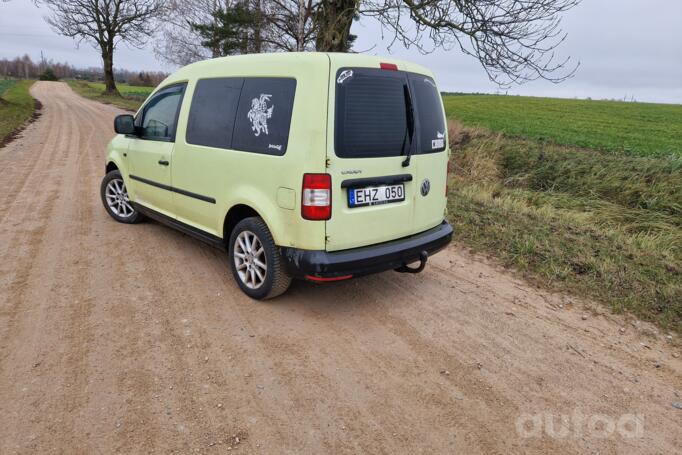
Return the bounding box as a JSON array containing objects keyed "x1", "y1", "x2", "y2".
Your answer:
[
  {"x1": 264, "y1": 0, "x2": 317, "y2": 51},
  {"x1": 36, "y1": 0, "x2": 163, "y2": 95},
  {"x1": 158, "y1": 0, "x2": 580, "y2": 86},
  {"x1": 157, "y1": 0, "x2": 318, "y2": 64},
  {"x1": 314, "y1": 0, "x2": 357, "y2": 52},
  {"x1": 355, "y1": 0, "x2": 581, "y2": 86},
  {"x1": 154, "y1": 0, "x2": 226, "y2": 66}
]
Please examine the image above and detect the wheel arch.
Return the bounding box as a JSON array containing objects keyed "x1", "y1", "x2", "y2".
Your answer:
[
  {"x1": 105, "y1": 161, "x2": 119, "y2": 174},
  {"x1": 223, "y1": 204, "x2": 263, "y2": 246}
]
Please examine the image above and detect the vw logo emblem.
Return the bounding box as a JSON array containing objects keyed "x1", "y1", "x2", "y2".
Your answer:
[{"x1": 420, "y1": 179, "x2": 431, "y2": 196}]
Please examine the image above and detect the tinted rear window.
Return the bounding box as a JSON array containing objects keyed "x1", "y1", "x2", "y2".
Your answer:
[
  {"x1": 186, "y1": 78, "x2": 243, "y2": 149},
  {"x1": 409, "y1": 74, "x2": 446, "y2": 153},
  {"x1": 232, "y1": 78, "x2": 296, "y2": 155},
  {"x1": 335, "y1": 69, "x2": 409, "y2": 158},
  {"x1": 334, "y1": 68, "x2": 446, "y2": 158}
]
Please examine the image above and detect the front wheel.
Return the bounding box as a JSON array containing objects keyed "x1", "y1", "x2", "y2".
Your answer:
[
  {"x1": 229, "y1": 217, "x2": 291, "y2": 300},
  {"x1": 100, "y1": 170, "x2": 143, "y2": 224}
]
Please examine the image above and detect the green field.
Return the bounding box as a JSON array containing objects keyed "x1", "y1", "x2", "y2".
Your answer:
[
  {"x1": 444, "y1": 95, "x2": 682, "y2": 157},
  {"x1": 0, "y1": 80, "x2": 36, "y2": 146},
  {"x1": 445, "y1": 96, "x2": 682, "y2": 334},
  {"x1": 0, "y1": 80, "x2": 17, "y2": 96},
  {"x1": 85, "y1": 81, "x2": 154, "y2": 100},
  {"x1": 66, "y1": 80, "x2": 152, "y2": 111}
]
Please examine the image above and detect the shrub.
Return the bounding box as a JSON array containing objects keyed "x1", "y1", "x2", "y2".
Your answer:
[{"x1": 39, "y1": 68, "x2": 59, "y2": 81}]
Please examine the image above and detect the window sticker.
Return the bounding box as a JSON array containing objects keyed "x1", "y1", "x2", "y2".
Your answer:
[
  {"x1": 431, "y1": 131, "x2": 445, "y2": 149},
  {"x1": 247, "y1": 94, "x2": 274, "y2": 136},
  {"x1": 337, "y1": 69, "x2": 353, "y2": 84}
]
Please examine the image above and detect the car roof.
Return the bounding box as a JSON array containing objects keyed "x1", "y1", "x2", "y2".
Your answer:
[{"x1": 160, "y1": 52, "x2": 434, "y2": 88}]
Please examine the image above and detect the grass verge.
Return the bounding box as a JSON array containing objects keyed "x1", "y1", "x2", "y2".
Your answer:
[
  {"x1": 446, "y1": 120, "x2": 681, "y2": 334},
  {"x1": 84, "y1": 81, "x2": 154, "y2": 100},
  {"x1": 66, "y1": 80, "x2": 145, "y2": 111},
  {"x1": 0, "y1": 80, "x2": 38, "y2": 147}
]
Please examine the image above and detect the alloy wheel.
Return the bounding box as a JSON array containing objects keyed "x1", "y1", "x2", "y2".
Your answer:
[
  {"x1": 105, "y1": 178, "x2": 134, "y2": 218},
  {"x1": 233, "y1": 230, "x2": 267, "y2": 289}
]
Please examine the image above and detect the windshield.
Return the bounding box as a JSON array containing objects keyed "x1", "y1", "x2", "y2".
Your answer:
[{"x1": 334, "y1": 67, "x2": 445, "y2": 158}]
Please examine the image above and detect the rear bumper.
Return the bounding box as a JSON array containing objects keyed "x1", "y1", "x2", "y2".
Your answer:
[{"x1": 280, "y1": 221, "x2": 453, "y2": 279}]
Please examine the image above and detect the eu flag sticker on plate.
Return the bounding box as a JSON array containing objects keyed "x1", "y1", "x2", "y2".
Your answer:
[{"x1": 348, "y1": 189, "x2": 356, "y2": 206}]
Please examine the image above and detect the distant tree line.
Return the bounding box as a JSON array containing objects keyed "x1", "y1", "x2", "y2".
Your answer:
[{"x1": 0, "y1": 54, "x2": 167, "y2": 87}]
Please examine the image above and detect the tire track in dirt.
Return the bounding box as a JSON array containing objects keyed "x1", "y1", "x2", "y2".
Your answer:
[
  {"x1": 0, "y1": 84, "x2": 85, "y2": 452},
  {"x1": 0, "y1": 94, "x2": 55, "y2": 224},
  {"x1": 0, "y1": 87, "x2": 73, "y2": 348}
]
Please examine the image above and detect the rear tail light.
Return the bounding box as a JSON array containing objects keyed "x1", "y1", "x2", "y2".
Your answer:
[
  {"x1": 380, "y1": 62, "x2": 398, "y2": 71},
  {"x1": 446, "y1": 160, "x2": 452, "y2": 196},
  {"x1": 302, "y1": 173, "x2": 332, "y2": 220}
]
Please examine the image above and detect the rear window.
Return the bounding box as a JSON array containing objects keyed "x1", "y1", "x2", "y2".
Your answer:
[
  {"x1": 232, "y1": 78, "x2": 297, "y2": 156},
  {"x1": 335, "y1": 69, "x2": 409, "y2": 158},
  {"x1": 186, "y1": 78, "x2": 243, "y2": 149},
  {"x1": 334, "y1": 68, "x2": 445, "y2": 158},
  {"x1": 409, "y1": 74, "x2": 446, "y2": 153}
]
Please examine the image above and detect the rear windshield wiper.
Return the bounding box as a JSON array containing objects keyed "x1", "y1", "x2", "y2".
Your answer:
[{"x1": 402, "y1": 84, "x2": 415, "y2": 167}]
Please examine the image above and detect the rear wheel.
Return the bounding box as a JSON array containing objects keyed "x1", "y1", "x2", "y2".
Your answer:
[
  {"x1": 229, "y1": 217, "x2": 291, "y2": 300},
  {"x1": 100, "y1": 170, "x2": 143, "y2": 224}
]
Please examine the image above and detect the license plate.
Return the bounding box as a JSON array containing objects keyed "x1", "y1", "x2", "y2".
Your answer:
[{"x1": 348, "y1": 184, "x2": 405, "y2": 208}]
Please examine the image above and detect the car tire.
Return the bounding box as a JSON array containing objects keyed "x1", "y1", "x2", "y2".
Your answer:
[
  {"x1": 100, "y1": 170, "x2": 143, "y2": 224},
  {"x1": 229, "y1": 217, "x2": 291, "y2": 300}
]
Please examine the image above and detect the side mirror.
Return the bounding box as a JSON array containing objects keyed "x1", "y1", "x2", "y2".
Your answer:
[{"x1": 114, "y1": 114, "x2": 136, "y2": 135}]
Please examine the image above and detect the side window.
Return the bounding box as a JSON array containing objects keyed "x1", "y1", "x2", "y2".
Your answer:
[
  {"x1": 186, "y1": 78, "x2": 243, "y2": 149},
  {"x1": 232, "y1": 78, "x2": 296, "y2": 156},
  {"x1": 138, "y1": 84, "x2": 186, "y2": 141},
  {"x1": 409, "y1": 74, "x2": 446, "y2": 153}
]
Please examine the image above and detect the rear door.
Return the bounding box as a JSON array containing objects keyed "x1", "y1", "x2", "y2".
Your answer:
[
  {"x1": 326, "y1": 67, "x2": 416, "y2": 251},
  {"x1": 407, "y1": 73, "x2": 449, "y2": 233},
  {"x1": 325, "y1": 65, "x2": 447, "y2": 252}
]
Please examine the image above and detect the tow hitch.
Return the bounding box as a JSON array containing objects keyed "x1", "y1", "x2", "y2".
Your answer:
[{"x1": 395, "y1": 250, "x2": 428, "y2": 274}]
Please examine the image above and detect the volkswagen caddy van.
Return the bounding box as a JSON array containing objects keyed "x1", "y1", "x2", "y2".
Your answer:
[{"x1": 101, "y1": 53, "x2": 453, "y2": 299}]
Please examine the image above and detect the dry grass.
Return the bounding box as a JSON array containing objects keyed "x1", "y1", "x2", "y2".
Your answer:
[{"x1": 446, "y1": 120, "x2": 682, "y2": 333}]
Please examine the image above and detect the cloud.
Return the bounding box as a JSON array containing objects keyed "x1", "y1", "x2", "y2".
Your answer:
[{"x1": 353, "y1": 0, "x2": 682, "y2": 103}]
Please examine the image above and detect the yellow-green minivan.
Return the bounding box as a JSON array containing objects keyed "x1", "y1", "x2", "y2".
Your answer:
[{"x1": 101, "y1": 52, "x2": 453, "y2": 299}]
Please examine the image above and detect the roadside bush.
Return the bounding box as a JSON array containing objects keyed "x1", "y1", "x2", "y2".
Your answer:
[{"x1": 39, "y1": 68, "x2": 59, "y2": 81}]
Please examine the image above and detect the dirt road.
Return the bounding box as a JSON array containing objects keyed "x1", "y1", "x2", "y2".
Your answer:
[{"x1": 0, "y1": 82, "x2": 680, "y2": 454}]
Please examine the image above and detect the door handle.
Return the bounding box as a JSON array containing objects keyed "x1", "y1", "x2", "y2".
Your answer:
[{"x1": 158, "y1": 159, "x2": 169, "y2": 166}]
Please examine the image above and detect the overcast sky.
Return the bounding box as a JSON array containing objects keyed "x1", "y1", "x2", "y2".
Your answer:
[{"x1": 1, "y1": 0, "x2": 681, "y2": 103}]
